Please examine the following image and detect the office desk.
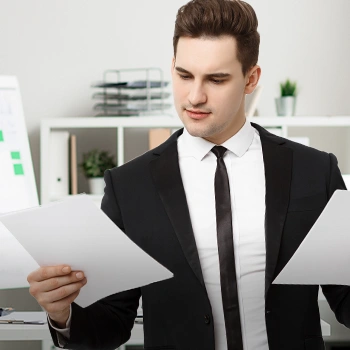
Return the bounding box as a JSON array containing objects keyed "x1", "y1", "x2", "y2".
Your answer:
[
  {"x1": 0, "y1": 312, "x2": 54, "y2": 350},
  {"x1": 0, "y1": 312, "x2": 143, "y2": 350},
  {"x1": 0, "y1": 312, "x2": 330, "y2": 350}
]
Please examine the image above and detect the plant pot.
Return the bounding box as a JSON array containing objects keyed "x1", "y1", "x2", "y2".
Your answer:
[
  {"x1": 275, "y1": 96, "x2": 296, "y2": 116},
  {"x1": 88, "y1": 177, "x2": 105, "y2": 195}
]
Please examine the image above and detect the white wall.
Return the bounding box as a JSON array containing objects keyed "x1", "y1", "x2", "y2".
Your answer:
[
  {"x1": 1, "y1": 0, "x2": 350, "y2": 192},
  {"x1": 251, "y1": 0, "x2": 350, "y2": 115}
]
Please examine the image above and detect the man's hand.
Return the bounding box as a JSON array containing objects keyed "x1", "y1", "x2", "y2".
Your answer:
[{"x1": 27, "y1": 265, "x2": 87, "y2": 328}]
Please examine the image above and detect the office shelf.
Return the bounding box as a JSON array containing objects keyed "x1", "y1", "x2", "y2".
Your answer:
[{"x1": 41, "y1": 115, "x2": 350, "y2": 205}]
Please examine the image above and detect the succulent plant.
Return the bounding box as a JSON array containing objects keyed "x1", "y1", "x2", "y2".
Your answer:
[{"x1": 280, "y1": 79, "x2": 297, "y2": 97}]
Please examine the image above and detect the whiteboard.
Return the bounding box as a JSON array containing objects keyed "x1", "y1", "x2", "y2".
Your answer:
[
  {"x1": 0, "y1": 76, "x2": 39, "y2": 289},
  {"x1": 0, "y1": 76, "x2": 38, "y2": 212}
]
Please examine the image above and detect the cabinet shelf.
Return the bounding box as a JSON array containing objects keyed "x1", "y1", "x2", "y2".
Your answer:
[{"x1": 41, "y1": 115, "x2": 350, "y2": 205}]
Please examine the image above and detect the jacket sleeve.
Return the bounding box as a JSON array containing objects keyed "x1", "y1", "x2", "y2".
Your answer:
[
  {"x1": 321, "y1": 153, "x2": 350, "y2": 328},
  {"x1": 50, "y1": 168, "x2": 141, "y2": 350}
]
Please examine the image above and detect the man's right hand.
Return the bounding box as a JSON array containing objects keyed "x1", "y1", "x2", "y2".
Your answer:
[{"x1": 27, "y1": 265, "x2": 87, "y2": 328}]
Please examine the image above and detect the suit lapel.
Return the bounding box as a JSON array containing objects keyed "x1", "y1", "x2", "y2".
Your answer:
[
  {"x1": 251, "y1": 123, "x2": 293, "y2": 297},
  {"x1": 150, "y1": 129, "x2": 205, "y2": 287}
]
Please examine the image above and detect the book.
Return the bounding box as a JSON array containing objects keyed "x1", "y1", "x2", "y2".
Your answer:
[
  {"x1": 70, "y1": 134, "x2": 78, "y2": 195},
  {"x1": 149, "y1": 129, "x2": 171, "y2": 150},
  {"x1": 49, "y1": 131, "x2": 70, "y2": 200}
]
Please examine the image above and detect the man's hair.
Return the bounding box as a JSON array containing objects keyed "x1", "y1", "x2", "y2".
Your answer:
[{"x1": 173, "y1": 0, "x2": 260, "y2": 76}]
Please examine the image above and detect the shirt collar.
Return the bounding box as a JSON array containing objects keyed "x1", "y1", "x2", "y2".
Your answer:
[{"x1": 180, "y1": 118, "x2": 255, "y2": 161}]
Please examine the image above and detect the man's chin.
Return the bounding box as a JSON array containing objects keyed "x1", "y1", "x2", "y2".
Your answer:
[
  {"x1": 185, "y1": 125, "x2": 211, "y2": 139},
  {"x1": 180, "y1": 114, "x2": 215, "y2": 138}
]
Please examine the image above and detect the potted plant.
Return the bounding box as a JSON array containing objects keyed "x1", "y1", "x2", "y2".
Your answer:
[
  {"x1": 80, "y1": 149, "x2": 116, "y2": 195},
  {"x1": 275, "y1": 79, "x2": 297, "y2": 116}
]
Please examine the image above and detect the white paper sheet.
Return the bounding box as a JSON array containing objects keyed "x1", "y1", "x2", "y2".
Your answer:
[
  {"x1": 0, "y1": 194, "x2": 173, "y2": 307},
  {"x1": 0, "y1": 311, "x2": 47, "y2": 324},
  {"x1": 273, "y1": 190, "x2": 350, "y2": 285},
  {"x1": 0, "y1": 222, "x2": 39, "y2": 289}
]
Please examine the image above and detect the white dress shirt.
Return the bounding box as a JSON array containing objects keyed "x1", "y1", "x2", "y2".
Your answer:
[
  {"x1": 177, "y1": 119, "x2": 269, "y2": 350},
  {"x1": 52, "y1": 119, "x2": 269, "y2": 350}
]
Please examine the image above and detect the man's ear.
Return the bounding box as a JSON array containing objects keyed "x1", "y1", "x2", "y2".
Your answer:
[{"x1": 245, "y1": 65, "x2": 261, "y2": 94}]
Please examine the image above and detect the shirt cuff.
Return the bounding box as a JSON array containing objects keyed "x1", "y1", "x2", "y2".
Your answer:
[{"x1": 48, "y1": 305, "x2": 72, "y2": 347}]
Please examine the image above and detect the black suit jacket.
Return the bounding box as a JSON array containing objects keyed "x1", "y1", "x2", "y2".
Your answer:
[{"x1": 51, "y1": 123, "x2": 350, "y2": 350}]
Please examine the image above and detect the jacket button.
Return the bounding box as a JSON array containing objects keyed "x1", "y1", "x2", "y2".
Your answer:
[
  {"x1": 266, "y1": 310, "x2": 271, "y2": 314},
  {"x1": 204, "y1": 314, "x2": 211, "y2": 324}
]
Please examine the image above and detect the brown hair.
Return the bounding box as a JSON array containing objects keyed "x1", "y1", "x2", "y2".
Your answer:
[{"x1": 173, "y1": 0, "x2": 260, "y2": 76}]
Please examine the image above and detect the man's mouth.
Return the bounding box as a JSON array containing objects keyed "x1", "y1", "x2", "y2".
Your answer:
[{"x1": 185, "y1": 109, "x2": 211, "y2": 120}]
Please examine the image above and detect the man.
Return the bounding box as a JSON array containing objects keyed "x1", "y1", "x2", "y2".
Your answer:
[{"x1": 27, "y1": 0, "x2": 350, "y2": 349}]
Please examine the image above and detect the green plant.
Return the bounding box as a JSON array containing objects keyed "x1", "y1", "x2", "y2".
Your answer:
[
  {"x1": 79, "y1": 149, "x2": 116, "y2": 178},
  {"x1": 280, "y1": 79, "x2": 297, "y2": 97}
]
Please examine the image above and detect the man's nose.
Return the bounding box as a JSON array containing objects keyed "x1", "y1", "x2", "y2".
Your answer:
[{"x1": 188, "y1": 82, "x2": 207, "y2": 106}]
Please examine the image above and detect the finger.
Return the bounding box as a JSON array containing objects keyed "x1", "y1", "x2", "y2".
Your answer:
[
  {"x1": 45, "y1": 290, "x2": 81, "y2": 316},
  {"x1": 28, "y1": 265, "x2": 73, "y2": 283},
  {"x1": 38, "y1": 279, "x2": 87, "y2": 306},
  {"x1": 32, "y1": 271, "x2": 86, "y2": 294}
]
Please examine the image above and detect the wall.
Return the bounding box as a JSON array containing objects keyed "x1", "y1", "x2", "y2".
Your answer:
[{"x1": 1, "y1": 0, "x2": 350, "y2": 193}]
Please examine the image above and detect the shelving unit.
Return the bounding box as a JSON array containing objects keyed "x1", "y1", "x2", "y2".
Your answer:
[{"x1": 40, "y1": 116, "x2": 350, "y2": 205}]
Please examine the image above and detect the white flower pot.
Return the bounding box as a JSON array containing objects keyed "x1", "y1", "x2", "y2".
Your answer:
[
  {"x1": 88, "y1": 177, "x2": 105, "y2": 195},
  {"x1": 275, "y1": 96, "x2": 297, "y2": 116}
]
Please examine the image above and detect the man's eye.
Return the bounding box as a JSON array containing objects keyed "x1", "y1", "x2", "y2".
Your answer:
[
  {"x1": 211, "y1": 79, "x2": 224, "y2": 84},
  {"x1": 179, "y1": 75, "x2": 191, "y2": 80}
]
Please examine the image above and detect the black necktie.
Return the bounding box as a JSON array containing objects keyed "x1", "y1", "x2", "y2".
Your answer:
[{"x1": 211, "y1": 146, "x2": 243, "y2": 350}]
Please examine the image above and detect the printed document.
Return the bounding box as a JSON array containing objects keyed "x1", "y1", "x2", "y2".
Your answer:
[{"x1": 0, "y1": 195, "x2": 173, "y2": 307}]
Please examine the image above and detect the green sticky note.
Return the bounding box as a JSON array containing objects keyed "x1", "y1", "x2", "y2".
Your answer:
[
  {"x1": 0, "y1": 130, "x2": 3, "y2": 142},
  {"x1": 11, "y1": 152, "x2": 21, "y2": 160},
  {"x1": 14, "y1": 164, "x2": 24, "y2": 175}
]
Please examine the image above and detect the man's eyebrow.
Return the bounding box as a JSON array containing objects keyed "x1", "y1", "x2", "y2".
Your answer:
[{"x1": 175, "y1": 66, "x2": 231, "y2": 78}]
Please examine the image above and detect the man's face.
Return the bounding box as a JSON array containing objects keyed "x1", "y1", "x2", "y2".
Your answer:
[{"x1": 171, "y1": 35, "x2": 258, "y2": 144}]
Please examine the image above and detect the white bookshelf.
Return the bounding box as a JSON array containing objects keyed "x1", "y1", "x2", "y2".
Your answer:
[{"x1": 40, "y1": 116, "x2": 350, "y2": 205}]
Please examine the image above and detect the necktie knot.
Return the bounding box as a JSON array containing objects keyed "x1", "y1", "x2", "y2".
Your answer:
[{"x1": 211, "y1": 145, "x2": 227, "y2": 159}]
